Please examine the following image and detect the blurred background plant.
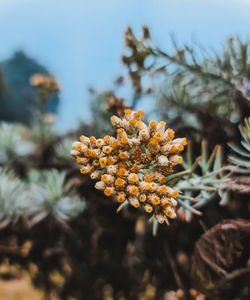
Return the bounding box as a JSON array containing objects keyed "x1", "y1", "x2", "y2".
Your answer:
[
  {"x1": 228, "y1": 117, "x2": 250, "y2": 174},
  {"x1": 0, "y1": 20, "x2": 249, "y2": 300},
  {"x1": 121, "y1": 26, "x2": 250, "y2": 145},
  {"x1": 0, "y1": 51, "x2": 60, "y2": 126},
  {"x1": 0, "y1": 123, "x2": 34, "y2": 165}
]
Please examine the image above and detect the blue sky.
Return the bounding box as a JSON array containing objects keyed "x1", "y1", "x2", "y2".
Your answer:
[{"x1": 0, "y1": 0, "x2": 249, "y2": 131}]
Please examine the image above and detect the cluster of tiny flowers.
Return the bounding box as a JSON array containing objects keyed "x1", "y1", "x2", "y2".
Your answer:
[
  {"x1": 30, "y1": 74, "x2": 60, "y2": 93},
  {"x1": 71, "y1": 109, "x2": 186, "y2": 224}
]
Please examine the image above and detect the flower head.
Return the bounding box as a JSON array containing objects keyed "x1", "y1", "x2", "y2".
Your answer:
[
  {"x1": 29, "y1": 74, "x2": 60, "y2": 93},
  {"x1": 72, "y1": 109, "x2": 186, "y2": 224}
]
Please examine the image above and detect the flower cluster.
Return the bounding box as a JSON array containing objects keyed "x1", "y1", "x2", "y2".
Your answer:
[
  {"x1": 72, "y1": 109, "x2": 186, "y2": 224},
  {"x1": 30, "y1": 74, "x2": 60, "y2": 93}
]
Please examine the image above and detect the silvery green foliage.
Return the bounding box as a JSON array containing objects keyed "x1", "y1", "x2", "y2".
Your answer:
[
  {"x1": 31, "y1": 116, "x2": 55, "y2": 143},
  {"x1": 0, "y1": 123, "x2": 34, "y2": 163},
  {"x1": 228, "y1": 117, "x2": 250, "y2": 174},
  {"x1": 159, "y1": 37, "x2": 250, "y2": 119},
  {"x1": 122, "y1": 28, "x2": 250, "y2": 132},
  {"x1": 169, "y1": 141, "x2": 229, "y2": 221},
  {"x1": 55, "y1": 137, "x2": 76, "y2": 160},
  {"x1": 0, "y1": 168, "x2": 30, "y2": 227},
  {"x1": 28, "y1": 169, "x2": 85, "y2": 224},
  {"x1": 0, "y1": 167, "x2": 85, "y2": 227},
  {"x1": 154, "y1": 36, "x2": 250, "y2": 134}
]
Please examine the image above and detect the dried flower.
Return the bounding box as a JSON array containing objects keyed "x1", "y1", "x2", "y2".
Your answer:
[
  {"x1": 72, "y1": 109, "x2": 186, "y2": 224},
  {"x1": 106, "y1": 95, "x2": 129, "y2": 118},
  {"x1": 30, "y1": 73, "x2": 60, "y2": 93}
]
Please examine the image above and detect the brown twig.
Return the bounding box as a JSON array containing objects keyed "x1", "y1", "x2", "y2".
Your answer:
[
  {"x1": 164, "y1": 244, "x2": 184, "y2": 291},
  {"x1": 216, "y1": 266, "x2": 250, "y2": 289}
]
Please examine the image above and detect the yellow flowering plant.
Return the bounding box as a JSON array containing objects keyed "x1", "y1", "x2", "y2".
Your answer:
[{"x1": 72, "y1": 109, "x2": 187, "y2": 226}]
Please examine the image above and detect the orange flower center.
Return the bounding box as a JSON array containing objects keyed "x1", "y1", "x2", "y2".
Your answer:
[
  {"x1": 117, "y1": 128, "x2": 124, "y2": 134},
  {"x1": 117, "y1": 195, "x2": 125, "y2": 203},
  {"x1": 171, "y1": 191, "x2": 179, "y2": 199},
  {"x1": 84, "y1": 149, "x2": 91, "y2": 157},
  {"x1": 149, "y1": 120, "x2": 157, "y2": 128},
  {"x1": 118, "y1": 168, "x2": 127, "y2": 176},
  {"x1": 101, "y1": 175, "x2": 108, "y2": 182},
  {"x1": 111, "y1": 141, "x2": 119, "y2": 149},
  {"x1": 129, "y1": 119, "x2": 136, "y2": 125},
  {"x1": 144, "y1": 175, "x2": 152, "y2": 183},
  {"x1": 130, "y1": 187, "x2": 139, "y2": 195},
  {"x1": 107, "y1": 157, "x2": 115, "y2": 165},
  {"x1": 124, "y1": 108, "x2": 132, "y2": 114},
  {"x1": 99, "y1": 158, "x2": 107, "y2": 166},
  {"x1": 115, "y1": 178, "x2": 125, "y2": 188},
  {"x1": 121, "y1": 136, "x2": 128, "y2": 144},
  {"x1": 89, "y1": 136, "x2": 96, "y2": 143},
  {"x1": 119, "y1": 152, "x2": 128, "y2": 160},
  {"x1": 103, "y1": 135, "x2": 110, "y2": 143},
  {"x1": 149, "y1": 138, "x2": 158, "y2": 146},
  {"x1": 104, "y1": 188, "x2": 112, "y2": 196}
]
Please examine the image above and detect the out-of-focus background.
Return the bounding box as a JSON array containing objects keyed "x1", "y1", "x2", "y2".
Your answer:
[
  {"x1": 0, "y1": 0, "x2": 249, "y2": 130},
  {"x1": 0, "y1": 1, "x2": 250, "y2": 299}
]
